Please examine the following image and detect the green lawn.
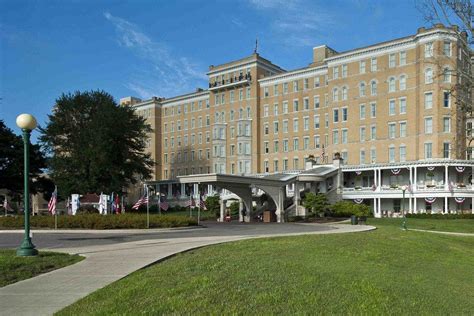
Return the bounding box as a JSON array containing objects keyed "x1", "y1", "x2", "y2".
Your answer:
[
  {"x1": 59, "y1": 223, "x2": 474, "y2": 315},
  {"x1": 368, "y1": 218, "x2": 474, "y2": 233},
  {"x1": 0, "y1": 250, "x2": 84, "y2": 287}
]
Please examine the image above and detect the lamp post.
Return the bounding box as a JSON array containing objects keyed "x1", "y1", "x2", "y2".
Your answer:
[
  {"x1": 400, "y1": 185, "x2": 407, "y2": 231},
  {"x1": 16, "y1": 114, "x2": 39, "y2": 256}
]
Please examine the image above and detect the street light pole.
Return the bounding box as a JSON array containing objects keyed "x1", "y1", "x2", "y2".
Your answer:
[
  {"x1": 16, "y1": 114, "x2": 39, "y2": 256},
  {"x1": 401, "y1": 185, "x2": 407, "y2": 230}
]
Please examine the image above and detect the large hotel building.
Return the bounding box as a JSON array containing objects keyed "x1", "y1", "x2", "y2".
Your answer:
[{"x1": 121, "y1": 24, "x2": 474, "y2": 219}]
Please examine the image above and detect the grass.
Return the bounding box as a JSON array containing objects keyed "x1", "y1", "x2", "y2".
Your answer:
[
  {"x1": 59, "y1": 222, "x2": 474, "y2": 315},
  {"x1": 369, "y1": 217, "x2": 474, "y2": 233},
  {"x1": 0, "y1": 250, "x2": 84, "y2": 287}
]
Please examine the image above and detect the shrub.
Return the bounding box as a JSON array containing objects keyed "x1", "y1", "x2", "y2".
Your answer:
[
  {"x1": 331, "y1": 201, "x2": 371, "y2": 217},
  {"x1": 406, "y1": 213, "x2": 474, "y2": 219},
  {"x1": 302, "y1": 193, "x2": 329, "y2": 215},
  {"x1": 76, "y1": 205, "x2": 100, "y2": 214},
  {"x1": 0, "y1": 214, "x2": 197, "y2": 229}
]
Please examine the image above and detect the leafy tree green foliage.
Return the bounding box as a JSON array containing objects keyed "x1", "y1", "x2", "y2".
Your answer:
[
  {"x1": 229, "y1": 201, "x2": 239, "y2": 216},
  {"x1": 40, "y1": 91, "x2": 154, "y2": 196},
  {"x1": 0, "y1": 120, "x2": 51, "y2": 197},
  {"x1": 331, "y1": 201, "x2": 371, "y2": 217},
  {"x1": 302, "y1": 193, "x2": 329, "y2": 214},
  {"x1": 205, "y1": 195, "x2": 220, "y2": 217}
]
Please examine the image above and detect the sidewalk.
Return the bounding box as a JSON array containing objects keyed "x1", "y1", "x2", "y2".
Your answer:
[
  {"x1": 409, "y1": 228, "x2": 474, "y2": 237},
  {"x1": 0, "y1": 224, "x2": 375, "y2": 316}
]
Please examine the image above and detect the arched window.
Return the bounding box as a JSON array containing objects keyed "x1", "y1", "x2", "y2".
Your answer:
[
  {"x1": 333, "y1": 88, "x2": 339, "y2": 101},
  {"x1": 359, "y1": 82, "x2": 366, "y2": 97},
  {"x1": 443, "y1": 67, "x2": 451, "y2": 83},
  {"x1": 370, "y1": 80, "x2": 377, "y2": 96},
  {"x1": 388, "y1": 77, "x2": 396, "y2": 92},
  {"x1": 399, "y1": 75, "x2": 406, "y2": 90},
  {"x1": 215, "y1": 112, "x2": 219, "y2": 123},
  {"x1": 425, "y1": 68, "x2": 433, "y2": 84},
  {"x1": 342, "y1": 86, "x2": 348, "y2": 100}
]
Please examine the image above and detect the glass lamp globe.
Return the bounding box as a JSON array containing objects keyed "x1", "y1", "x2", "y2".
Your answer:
[{"x1": 16, "y1": 114, "x2": 37, "y2": 131}]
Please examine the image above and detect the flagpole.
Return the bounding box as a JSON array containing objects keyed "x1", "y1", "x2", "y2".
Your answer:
[
  {"x1": 197, "y1": 183, "x2": 200, "y2": 226},
  {"x1": 189, "y1": 194, "x2": 192, "y2": 218},
  {"x1": 158, "y1": 191, "x2": 161, "y2": 215},
  {"x1": 146, "y1": 185, "x2": 150, "y2": 229}
]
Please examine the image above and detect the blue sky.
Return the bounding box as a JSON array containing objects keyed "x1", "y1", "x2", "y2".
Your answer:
[{"x1": 1, "y1": 0, "x2": 428, "y2": 140}]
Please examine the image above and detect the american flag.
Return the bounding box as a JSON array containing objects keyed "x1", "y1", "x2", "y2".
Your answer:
[
  {"x1": 199, "y1": 195, "x2": 207, "y2": 210},
  {"x1": 132, "y1": 195, "x2": 148, "y2": 210},
  {"x1": 3, "y1": 197, "x2": 12, "y2": 212},
  {"x1": 185, "y1": 197, "x2": 195, "y2": 208},
  {"x1": 48, "y1": 186, "x2": 58, "y2": 215},
  {"x1": 320, "y1": 145, "x2": 326, "y2": 163},
  {"x1": 159, "y1": 196, "x2": 169, "y2": 211}
]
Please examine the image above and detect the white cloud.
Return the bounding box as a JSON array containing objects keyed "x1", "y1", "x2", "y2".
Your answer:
[
  {"x1": 104, "y1": 12, "x2": 207, "y2": 99},
  {"x1": 247, "y1": 0, "x2": 333, "y2": 47}
]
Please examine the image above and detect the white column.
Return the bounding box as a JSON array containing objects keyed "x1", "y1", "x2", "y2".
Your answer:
[
  {"x1": 409, "y1": 167, "x2": 412, "y2": 187},
  {"x1": 180, "y1": 183, "x2": 186, "y2": 198},
  {"x1": 472, "y1": 198, "x2": 474, "y2": 214},
  {"x1": 207, "y1": 184, "x2": 213, "y2": 196},
  {"x1": 414, "y1": 198, "x2": 417, "y2": 214},
  {"x1": 374, "y1": 169, "x2": 377, "y2": 188},
  {"x1": 167, "y1": 184, "x2": 172, "y2": 198},
  {"x1": 444, "y1": 196, "x2": 448, "y2": 214},
  {"x1": 373, "y1": 198, "x2": 377, "y2": 217},
  {"x1": 238, "y1": 199, "x2": 244, "y2": 222},
  {"x1": 219, "y1": 198, "x2": 225, "y2": 222},
  {"x1": 377, "y1": 169, "x2": 382, "y2": 191},
  {"x1": 276, "y1": 187, "x2": 285, "y2": 223},
  {"x1": 378, "y1": 198, "x2": 381, "y2": 217},
  {"x1": 445, "y1": 165, "x2": 449, "y2": 190},
  {"x1": 409, "y1": 197, "x2": 412, "y2": 213},
  {"x1": 414, "y1": 167, "x2": 417, "y2": 192},
  {"x1": 294, "y1": 182, "x2": 300, "y2": 216}
]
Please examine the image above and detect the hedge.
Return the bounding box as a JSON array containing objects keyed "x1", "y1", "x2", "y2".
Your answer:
[
  {"x1": 0, "y1": 214, "x2": 198, "y2": 229},
  {"x1": 406, "y1": 213, "x2": 474, "y2": 220}
]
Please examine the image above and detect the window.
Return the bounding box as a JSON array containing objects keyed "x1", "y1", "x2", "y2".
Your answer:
[
  {"x1": 293, "y1": 99, "x2": 299, "y2": 111},
  {"x1": 359, "y1": 82, "x2": 366, "y2": 96},
  {"x1": 333, "y1": 130, "x2": 339, "y2": 144},
  {"x1": 283, "y1": 82, "x2": 288, "y2": 94},
  {"x1": 273, "y1": 84, "x2": 278, "y2": 96},
  {"x1": 360, "y1": 104, "x2": 366, "y2": 119},
  {"x1": 303, "y1": 117, "x2": 309, "y2": 131},
  {"x1": 283, "y1": 139, "x2": 289, "y2": 152},
  {"x1": 342, "y1": 151, "x2": 348, "y2": 162},
  {"x1": 282, "y1": 101, "x2": 288, "y2": 113},
  {"x1": 333, "y1": 109, "x2": 339, "y2": 123},
  {"x1": 263, "y1": 106, "x2": 269, "y2": 117},
  {"x1": 264, "y1": 161, "x2": 269, "y2": 172},
  {"x1": 443, "y1": 41, "x2": 451, "y2": 56},
  {"x1": 342, "y1": 108, "x2": 348, "y2": 122},
  {"x1": 303, "y1": 137, "x2": 309, "y2": 150},
  {"x1": 314, "y1": 77, "x2": 320, "y2": 88},
  {"x1": 230, "y1": 91, "x2": 234, "y2": 103},
  {"x1": 370, "y1": 102, "x2": 376, "y2": 118},
  {"x1": 399, "y1": 75, "x2": 406, "y2": 90},
  {"x1": 424, "y1": 92, "x2": 433, "y2": 109},
  {"x1": 333, "y1": 88, "x2": 339, "y2": 101},
  {"x1": 264, "y1": 142, "x2": 269, "y2": 154},
  {"x1": 273, "y1": 121, "x2": 279, "y2": 133},
  {"x1": 359, "y1": 60, "x2": 366, "y2": 73},
  {"x1": 293, "y1": 138, "x2": 299, "y2": 150},
  {"x1": 424, "y1": 142, "x2": 433, "y2": 159},
  {"x1": 342, "y1": 86, "x2": 348, "y2": 100},
  {"x1": 314, "y1": 135, "x2": 320, "y2": 148},
  {"x1": 342, "y1": 64, "x2": 348, "y2": 77},
  {"x1": 283, "y1": 120, "x2": 288, "y2": 133},
  {"x1": 325, "y1": 113, "x2": 329, "y2": 128},
  {"x1": 388, "y1": 123, "x2": 396, "y2": 139},
  {"x1": 370, "y1": 125, "x2": 376, "y2": 140},
  {"x1": 389, "y1": 100, "x2": 396, "y2": 115},
  {"x1": 333, "y1": 67, "x2": 339, "y2": 79},
  {"x1": 293, "y1": 80, "x2": 299, "y2": 92},
  {"x1": 370, "y1": 148, "x2": 376, "y2": 163},
  {"x1": 399, "y1": 146, "x2": 406, "y2": 162},
  {"x1": 424, "y1": 117, "x2": 433, "y2": 134},
  {"x1": 399, "y1": 98, "x2": 407, "y2": 114},
  {"x1": 388, "y1": 77, "x2": 396, "y2": 92},
  {"x1": 425, "y1": 68, "x2": 433, "y2": 84},
  {"x1": 314, "y1": 95, "x2": 320, "y2": 109},
  {"x1": 425, "y1": 42, "x2": 434, "y2": 58},
  {"x1": 371, "y1": 58, "x2": 377, "y2": 71},
  {"x1": 370, "y1": 80, "x2": 377, "y2": 96},
  {"x1": 443, "y1": 117, "x2": 451, "y2": 132},
  {"x1": 304, "y1": 98, "x2": 309, "y2": 110},
  {"x1": 293, "y1": 158, "x2": 299, "y2": 169},
  {"x1": 274, "y1": 103, "x2": 279, "y2": 115},
  {"x1": 264, "y1": 123, "x2": 269, "y2": 135},
  {"x1": 443, "y1": 91, "x2": 450, "y2": 107},
  {"x1": 314, "y1": 115, "x2": 320, "y2": 129},
  {"x1": 283, "y1": 159, "x2": 288, "y2": 171},
  {"x1": 264, "y1": 87, "x2": 269, "y2": 98},
  {"x1": 360, "y1": 126, "x2": 366, "y2": 142},
  {"x1": 246, "y1": 87, "x2": 251, "y2": 99},
  {"x1": 389, "y1": 53, "x2": 396, "y2": 67},
  {"x1": 399, "y1": 122, "x2": 407, "y2": 137},
  {"x1": 389, "y1": 146, "x2": 396, "y2": 163},
  {"x1": 360, "y1": 149, "x2": 366, "y2": 164},
  {"x1": 274, "y1": 140, "x2": 279, "y2": 153},
  {"x1": 342, "y1": 129, "x2": 348, "y2": 144},
  {"x1": 443, "y1": 142, "x2": 450, "y2": 158},
  {"x1": 443, "y1": 67, "x2": 451, "y2": 83},
  {"x1": 399, "y1": 51, "x2": 407, "y2": 65},
  {"x1": 293, "y1": 118, "x2": 299, "y2": 132},
  {"x1": 304, "y1": 78, "x2": 309, "y2": 90},
  {"x1": 274, "y1": 160, "x2": 279, "y2": 172}
]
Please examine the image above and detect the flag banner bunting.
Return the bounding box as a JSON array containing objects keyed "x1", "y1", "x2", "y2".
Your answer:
[
  {"x1": 454, "y1": 197, "x2": 465, "y2": 204},
  {"x1": 455, "y1": 166, "x2": 465, "y2": 173},
  {"x1": 199, "y1": 195, "x2": 207, "y2": 210},
  {"x1": 3, "y1": 198, "x2": 12, "y2": 212},
  {"x1": 427, "y1": 166, "x2": 435, "y2": 171},
  {"x1": 424, "y1": 197, "x2": 436, "y2": 204},
  {"x1": 391, "y1": 168, "x2": 401, "y2": 175},
  {"x1": 354, "y1": 198, "x2": 364, "y2": 204},
  {"x1": 407, "y1": 182, "x2": 413, "y2": 193},
  {"x1": 371, "y1": 184, "x2": 376, "y2": 191},
  {"x1": 132, "y1": 195, "x2": 148, "y2": 210},
  {"x1": 48, "y1": 186, "x2": 58, "y2": 215},
  {"x1": 160, "y1": 197, "x2": 169, "y2": 211},
  {"x1": 355, "y1": 171, "x2": 362, "y2": 175}
]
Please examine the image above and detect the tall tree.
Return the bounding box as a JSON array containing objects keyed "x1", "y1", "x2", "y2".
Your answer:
[
  {"x1": 0, "y1": 120, "x2": 50, "y2": 198},
  {"x1": 417, "y1": 0, "x2": 473, "y2": 158},
  {"x1": 40, "y1": 90, "x2": 154, "y2": 196}
]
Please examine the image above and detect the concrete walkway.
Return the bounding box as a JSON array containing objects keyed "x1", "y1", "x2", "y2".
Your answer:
[
  {"x1": 0, "y1": 223, "x2": 375, "y2": 316},
  {"x1": 409, "y1": 228, "x2": 474, "y2": 237}
]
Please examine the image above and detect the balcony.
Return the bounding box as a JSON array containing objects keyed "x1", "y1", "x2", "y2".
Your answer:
[{"x1": 208, "y1": 74, "x2": 252, "y2": 91}]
